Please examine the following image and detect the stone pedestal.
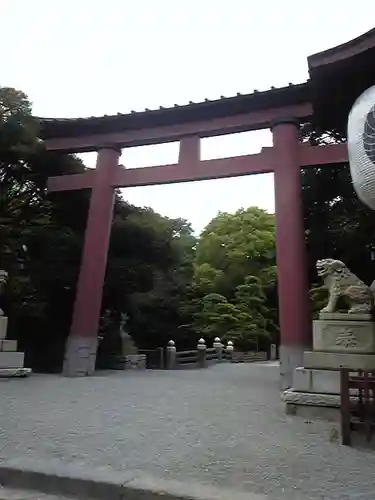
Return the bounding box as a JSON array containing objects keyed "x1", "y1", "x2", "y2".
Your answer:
[
  {"x1": 313, "y1": 314, "x2": 375, "y2": 353},
  {"x1": 282, "y1": 313, "x2": 375, "y2": 418},
  {"x1": 0, "y1": 316, "x2": 31, "y2": 378}
]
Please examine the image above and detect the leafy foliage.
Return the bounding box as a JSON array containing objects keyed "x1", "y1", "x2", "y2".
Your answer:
[
  {"x1": 196, "y1": 207, "x2": 276, "y2": 296},
  {"x1": 185, "y1": 208, "x2": 278, "y2": 350}
]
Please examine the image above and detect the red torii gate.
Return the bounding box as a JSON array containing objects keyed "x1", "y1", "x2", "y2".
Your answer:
[
  {"x1": 44, "y1": 97, "x2": 347, "y2": 388},
  {"x1": 38, "y1": 26, "x2": 375, "y2": 387}
]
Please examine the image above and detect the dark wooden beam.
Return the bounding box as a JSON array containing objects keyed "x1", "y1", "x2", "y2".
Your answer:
[
  {"x1": 47, "y1": 170, "x2": 95, "y2": 192},
  {"x1": 299, "y1": 143, "x2": 348, "y2": 166},
  {"x1": 44, "y1": 103, "x2": 313, "y2": 153}
]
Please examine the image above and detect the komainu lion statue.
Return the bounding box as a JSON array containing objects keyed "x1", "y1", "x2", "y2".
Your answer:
[{"x1": 316, "y1": 259, "x2": 375, "y2": 314}]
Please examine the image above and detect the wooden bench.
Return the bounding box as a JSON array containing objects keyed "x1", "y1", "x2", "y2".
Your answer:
[{"x1": 340, "y1": 369, "x2": 375, "y2": 446}]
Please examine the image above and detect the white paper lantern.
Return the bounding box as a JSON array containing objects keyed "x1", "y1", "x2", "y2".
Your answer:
[{"x1": 348, "y1": 85, "x2": 375, "y2": 210}]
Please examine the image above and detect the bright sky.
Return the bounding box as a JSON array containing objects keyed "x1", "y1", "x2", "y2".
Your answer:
[{"x1": 2, "y1": 1, "x2": 374, "y2": 232}]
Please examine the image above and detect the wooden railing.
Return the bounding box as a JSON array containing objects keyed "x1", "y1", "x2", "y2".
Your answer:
[
  {"x1": 231, "y1": 351, "x2": 267, "y2": 363},
  {"x1": 340, "y1": 369, "x2": 375, "y2": 446}
]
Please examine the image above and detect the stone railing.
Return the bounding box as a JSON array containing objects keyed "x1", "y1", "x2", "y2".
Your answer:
[
  {"x1": 165, "y1": 338, "x2": 234, "y2": 370},
  {"x1": 138, "y1": 348, "x2": 164, "y2": 369},
  {"x1": 111, "y1": 339, "x2": 274, "y2": 371},
  {"x1": 231, "y1": 351, "x2": 268, "y2": 363}
]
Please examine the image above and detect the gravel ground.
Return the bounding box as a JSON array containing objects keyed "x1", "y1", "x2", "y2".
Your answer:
[
  {"x1": 0, "y1": 486, "x2": 73, "y2": 500},
  {"x1": 0, "y1": 362, "x2": 375, "y2": 500}
]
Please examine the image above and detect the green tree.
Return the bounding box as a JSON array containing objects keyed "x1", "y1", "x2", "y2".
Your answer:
[
  {"x1": 192, "y1": 263, "x2": 223, "y2": 296},
  {"x1": 185, "y1": 207, "x2": 277, "y2": 350},
  {"x1": 190, "y1": 289, "x2": 271, "y2": 351},
  {"x1": 103, "y1": 205, "x2": 196, "y2": 350},
  {"x1": 196, "y1": 206, "x2": 276, "y2": 297},
  {"x1": 192, "y1": 293, "x2": 241, "y2": 341},
  {"x1": 234, "y1": 275, "x2": 275, "y2": 348}
]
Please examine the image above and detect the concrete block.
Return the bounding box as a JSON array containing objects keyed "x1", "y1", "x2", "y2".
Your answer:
[
  {"x1": 283, "y1": 388, "x2": 367, "y2": 408},
  {"x1": 285, "y1": 400, "x2": 341, "y2": 422},
  {"x1": 304, "y1": 350, "x2": 375, "y2": 370},
  {"x1": 0, "y1": 352, "x2": 24, "y2": 368},
  {"x1": 0, "y1": 339, "x2": 17, "y2": 352},
  {"x1": 313, "y1": 319, "x2": 375, "y2": 353},
  {"x1": 279, "y1": 344, "x2": 304, "y2": 390},
  {"x1": 283, "y1": 389, "x2": 341, "y2": 408},
  {"x1": 124, "y1": 354, "x2": 146, "y2": 370},
  {"x1": 0, "y1": 317, "x2": 8, "y2": 339},
  {"x1": 293, "y1": 367, "x2": 341, "y2": 394}
]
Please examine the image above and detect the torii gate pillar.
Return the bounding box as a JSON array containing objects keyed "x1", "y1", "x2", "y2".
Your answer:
[
  {"x1": 272, "y1": 119, "x2": 311, "y2": 389},
  {"x1": 63, "y1": 147, "x2": 121, "y2": 376}
]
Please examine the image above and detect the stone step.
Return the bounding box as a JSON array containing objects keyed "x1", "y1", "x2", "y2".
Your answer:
[
  {"x1": 0, "y1": 351, "x2": 24, "y2": 368},
  {"x1": 0, "y1": 458, "x2": 257, "y2": 500},
  {"x1": 283, "y1": 389, "x2": 341, "y2": 409},
  {"x1": 0, "y1": 486, "x2": 74, "y2": 500},
  {"x1": 0, "y1": 367, "x2": 31, "y2": 378},
  {"x1": 304, "y1": 351, "x2": 375, "y2": 370},
  {"x1": 0, "y1": 339, "x2": 17, "y2": 352}
]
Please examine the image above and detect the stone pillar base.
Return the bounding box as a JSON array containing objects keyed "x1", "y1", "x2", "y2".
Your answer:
[
  {"x1": 279, "y1": 344, "x2": 304, "y2": 390},
  {"x1": 63, "y1": 336, "x2": 98, "y2": 377}
]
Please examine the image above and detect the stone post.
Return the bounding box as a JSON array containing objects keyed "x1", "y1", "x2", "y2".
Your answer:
[
  {"x1": 197, "y1": 338, "x2": 207, "y2": 368},
  {"x1": 166, "y1": 340, "x2": 176, "y2": 370},
  {"x1": 226, "y1": 340, "x2": 234, "y2": 361},
  {"x1": 213, "y1": 337, "x2": 223, "y2": 361},
  {"x1": 270, "y1": 343, "x2": 277, "y2": 361},
  {"x1": 159, "y1": 346, "x2": 164, "y2": 369}
]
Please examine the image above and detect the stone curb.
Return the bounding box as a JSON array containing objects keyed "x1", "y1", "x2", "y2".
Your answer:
[{"x1": 0, "y1": 460, "x2": 267, "y2": 500}]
